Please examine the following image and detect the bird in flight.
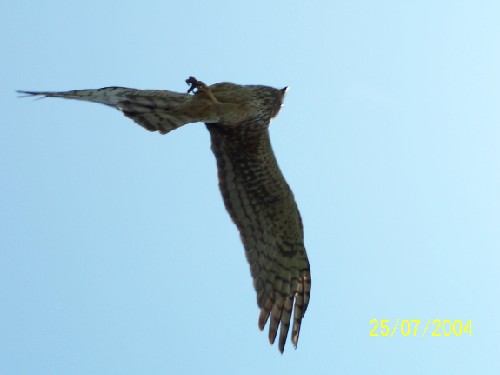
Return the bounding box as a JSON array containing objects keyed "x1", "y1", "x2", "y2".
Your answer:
[{"x1": 19, "y1": 77, "x2": 311, "y2": 353}]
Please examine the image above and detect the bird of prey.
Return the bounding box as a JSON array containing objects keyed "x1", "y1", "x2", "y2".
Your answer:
[{"x1": 19, "y1": 77, "x2": 311, "y2": 353}]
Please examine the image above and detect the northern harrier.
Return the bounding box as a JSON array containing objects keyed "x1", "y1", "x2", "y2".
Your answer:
[{"x1": 19, "y1": 77, "x2": 311, "y2": 352}]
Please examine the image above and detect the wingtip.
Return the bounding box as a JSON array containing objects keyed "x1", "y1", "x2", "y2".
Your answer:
[
  {"x1": 16, "y1": 90, "x2": 45, "y2": 99},
  {"x1": 292, "y1": 335, "x2": 299, "y2": 351},
  {"x1": 17, "y1": 90, "x2": 31, "y2": 95}
]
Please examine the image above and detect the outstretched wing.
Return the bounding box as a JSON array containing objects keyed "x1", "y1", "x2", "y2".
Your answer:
[
  {"x1": 18, "y1": 87, "x2": 219, "y2": 134},
  {"x1": 206, "y1": 121, "x2": 311, "y2": 353}
]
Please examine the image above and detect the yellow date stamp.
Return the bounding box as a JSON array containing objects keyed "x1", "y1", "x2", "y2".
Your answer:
[{"x1": 370, "y1": 319, "x2": 472, "y2": 337}]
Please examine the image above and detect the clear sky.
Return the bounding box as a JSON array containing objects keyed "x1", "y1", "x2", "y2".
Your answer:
[{"x1": 1, "y1": 1, "x2": 499, "y2": 374}]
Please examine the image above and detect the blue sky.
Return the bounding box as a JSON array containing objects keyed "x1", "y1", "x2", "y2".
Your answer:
[{"x1": 1, "y1": 1, "x2": 499, "y2": 373}]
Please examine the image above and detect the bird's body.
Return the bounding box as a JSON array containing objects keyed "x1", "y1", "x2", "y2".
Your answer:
[{"x1": 19, "y1": 77, "x2": 311, "y2": 353}]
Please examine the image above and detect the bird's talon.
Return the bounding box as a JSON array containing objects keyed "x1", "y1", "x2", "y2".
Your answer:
[
  {"x1": 186, "y1": 76, "x2": 199, "y2": 93},
  {"x1": 185, "y1": 76, "x2": 218, "y2": 102},
  {"x1": 186, "y1": 76, "x2": 208, "y2": 94}
]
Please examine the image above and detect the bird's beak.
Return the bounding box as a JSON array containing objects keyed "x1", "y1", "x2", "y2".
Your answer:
[{"x1": 280, "y1": 87, "x2": 288, "y2": 104}]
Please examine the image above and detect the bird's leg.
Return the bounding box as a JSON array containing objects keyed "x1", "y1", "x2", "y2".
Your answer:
[
  {"x1": 196, "y1": 83, "x2": 220, "y2": 103},
  {"x1": 185, "y1": 76, "x2": 220, "y2": 103}
]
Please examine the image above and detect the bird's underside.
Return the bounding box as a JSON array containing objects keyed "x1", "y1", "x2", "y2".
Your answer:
[{"x1": 19, "y1": 77, "x2": 311, "y2": 353}]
